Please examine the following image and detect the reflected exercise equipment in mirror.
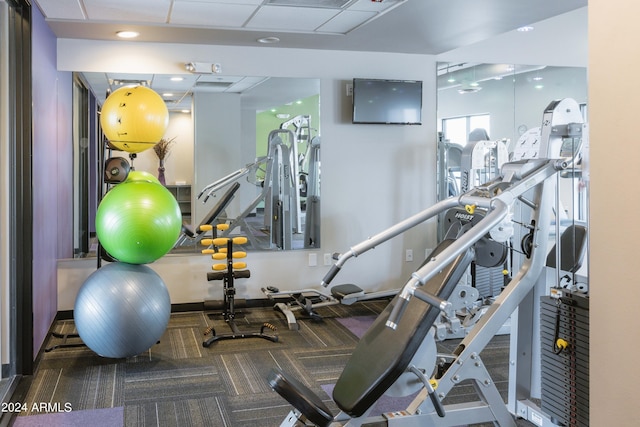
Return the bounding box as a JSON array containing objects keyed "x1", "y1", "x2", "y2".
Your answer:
[
  {"x1": 72, "y1": 73, "x2": 320, "y2": 257},
  {"x1": 434, "y1": 62, "x2": 589, "y2": 342},
  {"x1": 436, "y1": 63, "x2": 587, "y2": 237}
]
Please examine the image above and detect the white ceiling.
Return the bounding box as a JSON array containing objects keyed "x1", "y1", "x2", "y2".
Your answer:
[
  {"x1": 36, "y1": 0, "x2": 588, "y2": 112},
  {"x1": 34, "y1": 0, "x2": 587, "y2": 55}
]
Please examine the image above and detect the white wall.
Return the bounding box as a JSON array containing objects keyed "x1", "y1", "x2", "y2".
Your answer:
[
  {"x1": 589, "y1": 1, "x2": 640, "y2": 425},
  {"x1": 132, "y1": 111, "x2": 194, "y2": 186},
  {"x1": 56, "y1": 40, "x2": 438, "y2": 309},
  {"x1": 193, "y1": 92, "x2": 242, "y2": 226}
]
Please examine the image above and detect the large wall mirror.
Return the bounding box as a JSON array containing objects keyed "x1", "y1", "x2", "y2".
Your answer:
[
  {"x1": 74, "y1": 73, "x2": 320, "y2": 257},
  {"x1": 436, "y1": 61, "x2": 588, "y2": 270}
]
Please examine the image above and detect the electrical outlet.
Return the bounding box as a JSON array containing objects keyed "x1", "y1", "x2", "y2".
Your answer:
[
  {"x1": 308, "y1": 253, "x2": 317, "y2": 267},
  {"x1": 324, "y1": 253, "x2": 333, "y2": 265},
  {"x1": 405, "y1": 249, "x2": 413, "y2": 262},
  {"x1": 346, "y1": 83, "x2": 353, "y2": 96}
]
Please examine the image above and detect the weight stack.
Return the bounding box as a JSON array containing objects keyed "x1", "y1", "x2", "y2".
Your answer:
[
  {"x1": 540, "y1": 290, "x2": 589, "y2": 427},
  {"x1": 473, "y1": 264, "x2": 504, "y2": 298}
]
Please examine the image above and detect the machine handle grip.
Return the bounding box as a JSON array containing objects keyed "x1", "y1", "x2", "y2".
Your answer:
[
  {"x1": 385, "y1": 296, "x2": 410, "y2": 330},
  {"x1": 429, "y1": 387, "x2": 445, "y2": 418},
  {"x1": 321, "y1": 265, "x2": 341, "y2": 287},
  {"x1": 408, "y1": 365, "x2": 445, "y2": 418},
  {"x1": 413, "y1": 288, "x2": 451, "y2": 312}
]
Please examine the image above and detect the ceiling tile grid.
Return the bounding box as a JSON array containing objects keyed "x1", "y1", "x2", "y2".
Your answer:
[
  {"x1": 170, "y1": 2, "x2": 258, "y2": 27},
  {"x1": 35, "y1": 0, "x2": 407, "y2": 35},
  {"x1": 83, "y1": 0, "x2": 172, "y2": 23}
]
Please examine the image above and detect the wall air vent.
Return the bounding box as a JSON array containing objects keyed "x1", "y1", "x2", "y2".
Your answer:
[
  {"x1": 109, "y1": 79, "x2": 151, "y2": 87},
  {"x1": 264, "y1": 0, "x2": 352, "y2": 9},
  {"x1": 193, "y1": 81, "x2": 235, "y2": 92}
]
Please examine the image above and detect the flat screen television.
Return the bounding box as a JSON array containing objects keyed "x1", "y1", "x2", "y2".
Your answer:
[{"x1": 352, "y1": 78, "x2": 422, "y2": 125}]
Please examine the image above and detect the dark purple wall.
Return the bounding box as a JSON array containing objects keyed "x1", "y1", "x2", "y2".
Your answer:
[{"x1": 31, "y1": 5, "x2": 73, "y2": 357}]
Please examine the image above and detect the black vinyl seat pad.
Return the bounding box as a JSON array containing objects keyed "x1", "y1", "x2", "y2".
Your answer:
[
  {"x1": 268, "y1": 368, "x2": 334, "y2": 427},
  {"x1": 267, "y1": 239, "x2": 474, "y2": 424},
  {"x1": 333, "y1": 239, "x2": 474, "y2": 417}
]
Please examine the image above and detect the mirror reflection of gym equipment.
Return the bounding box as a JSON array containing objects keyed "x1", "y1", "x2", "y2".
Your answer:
[
  {"x1": 269, "y1": 99, "x2": 589, "y2": 427},
  {"x1": 178, "y1": 115, "x2": 321, "y2": 251}
]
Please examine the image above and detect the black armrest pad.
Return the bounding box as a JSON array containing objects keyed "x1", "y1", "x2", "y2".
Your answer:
[{"x1": 267, "y1": 368, "x2": 334, "y2": 427}]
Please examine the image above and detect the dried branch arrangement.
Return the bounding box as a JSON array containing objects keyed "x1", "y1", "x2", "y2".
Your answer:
[{"x1": 153, "y1": 137, "x2": 176, "y2": 160}]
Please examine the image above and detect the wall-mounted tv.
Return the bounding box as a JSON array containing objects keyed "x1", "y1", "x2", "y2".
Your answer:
[{"x1": 352, "y1": 78, "x2": 423, "y2": 125}]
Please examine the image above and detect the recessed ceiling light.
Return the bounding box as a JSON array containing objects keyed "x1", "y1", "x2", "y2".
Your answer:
[
  {"x1": 163, "y1": 93, "x2": 174, "y2": 97},
  {"x1": 116, "y1": 30, "x2": 139, "y2": 39},
  {"x1": 257, "y1": 36, "x2": 280, "y2": 44},
  {"x1": 170, "y1": 77, "x2": 184, "y2": 82},
  {"x1": 517, "y1": 26, "x2": 534, "y2": 32}
]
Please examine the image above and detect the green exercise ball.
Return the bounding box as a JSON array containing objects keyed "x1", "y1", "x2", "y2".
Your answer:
[
  {"x1": 96, "y1": 180, "x2": 181, "y2": 264},
  {"x1": 126, "y1": 170, "x2": 161, "y2": 185}
]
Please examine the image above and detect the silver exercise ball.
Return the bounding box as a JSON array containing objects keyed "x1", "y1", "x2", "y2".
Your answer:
[{"x1": 74, "y1": 262, "x2": 171, "y2": 358}]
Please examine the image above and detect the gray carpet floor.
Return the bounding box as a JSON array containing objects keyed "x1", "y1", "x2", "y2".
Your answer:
[{"x1": 14, "y1": 301, "x2": 535, "y2": 427}]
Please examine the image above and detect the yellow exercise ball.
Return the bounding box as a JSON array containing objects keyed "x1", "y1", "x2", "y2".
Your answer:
[{"x1": 100, "y1": 85, "x2": 169, "y2": 154}]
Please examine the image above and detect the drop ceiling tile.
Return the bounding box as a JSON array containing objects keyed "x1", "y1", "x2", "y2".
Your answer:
[
  {"x1": 170, "y1": 2, "x2": 259, "y2": 27},
  {"x1": 246, "y1": 5, "x2": 339, "y2": 31},
  {"x1": 317, "y1": 10, "x2": 375, "y2": 33},
  {"x1": 174, "y1": 0, "x2": 262, "y2": 4},
  {"x1": 265, "y1": 0, "x2": 351, "y2": 7},
  {"x1": 348, "y1": 0, "x2": 406, "y2": 12},
  {"x1": 36, "y1": 0, "x2": 86, "y2": 20},
  {"x1": 83, "y1": 0, "x2": 171, "y2": 23}
]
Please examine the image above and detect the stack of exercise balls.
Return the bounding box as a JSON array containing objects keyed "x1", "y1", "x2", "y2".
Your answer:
[{"x1": 74, "y1": 86, "x2": 181, "y2": 358}]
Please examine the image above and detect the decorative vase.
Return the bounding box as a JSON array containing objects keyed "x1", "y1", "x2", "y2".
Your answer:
[{"x1": 157, "y1": 159, "x2": 166, "y2": 185}]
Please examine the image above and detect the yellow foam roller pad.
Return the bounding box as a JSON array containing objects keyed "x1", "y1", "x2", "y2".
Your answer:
[
  {"x1": 216, "y1": 224, "x2": 230, "y2": 231},
  {"x1": 212, "y1": 253, "x2": 227, "y2": 260},
  {"x1": 232, "y1": 251, "x2": 247, "y2": 259},
  {"x1": 199, "y1": 224, "x2": 213, "y2": 232},
  {"x1": 212, "y1": 264, "x2": 227, "y2": 271},
  {"x1": 232, "y1": 262, "x2": 247, "y2": 269}
]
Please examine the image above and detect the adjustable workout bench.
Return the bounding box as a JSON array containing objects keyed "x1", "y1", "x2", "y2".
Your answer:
[
  {"x1": 262, "y1": 282, "x2": 397, "y2": 329},
  {"x1": 269, "y1": 239, "x2": 474, "y2": 426}
]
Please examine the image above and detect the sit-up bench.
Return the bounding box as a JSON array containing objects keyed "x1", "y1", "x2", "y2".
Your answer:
[{"x1": 268, "y1": 239, "x2": 474, "y2": 426}]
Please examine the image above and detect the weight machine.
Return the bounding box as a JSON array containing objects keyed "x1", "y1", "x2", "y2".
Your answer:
[
  {"x1": 196, "y1": 115, "x2": 320, "y2": 250},
  {"x1": 268, "y1": 99, "x2": 588, "y2": 426}
]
